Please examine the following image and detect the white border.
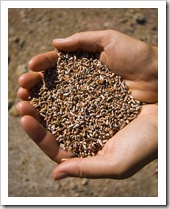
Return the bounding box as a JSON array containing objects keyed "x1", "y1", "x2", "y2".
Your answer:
[
  {"x1": 0, "y1": 0, "x2": 165, "y2": 8},
  {"x1": 1, "y1": 0, "x2": 166, "y2": 206}
]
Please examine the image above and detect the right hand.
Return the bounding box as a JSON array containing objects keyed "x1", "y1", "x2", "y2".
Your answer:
[{"x1": 52, "y1": 30, "x2": 158, "y2": 103}]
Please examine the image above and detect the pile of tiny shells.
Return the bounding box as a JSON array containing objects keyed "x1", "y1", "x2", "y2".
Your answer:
[{"x1": 30, "y1": 51, "x2": 142, "y2": 157}]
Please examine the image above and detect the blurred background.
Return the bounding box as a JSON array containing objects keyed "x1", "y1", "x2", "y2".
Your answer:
[{"x1": 8, "y1": 8, "x2": 158, "y2": 197}]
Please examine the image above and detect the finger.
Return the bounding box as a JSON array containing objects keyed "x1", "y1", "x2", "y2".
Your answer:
[
  {"x1": 51, "y1": 154, "x2": 119, "y2": 181},
  {"x1": 18, "y1": 72, "x2": 43, "y2": 89},
  {"x1": 52, "y1": 31, "x2": 110, "y2": 52},
  {"x1": 20, "y1": 115, "x2": 72, "y2": 163},
  {"x1": 28, "y1": 51, "x2": 58, "y2": 72},
  {"x1": 16, "y1": 101, "x2": 43, "y2": 123},
  {"x1": 17, "y1": 87, "x2": 31, "y2": 100}
]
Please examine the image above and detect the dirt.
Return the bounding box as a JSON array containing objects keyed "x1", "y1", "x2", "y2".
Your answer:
[{"x1": 8, "y1": 8, "x2": 158, "y2": 197}]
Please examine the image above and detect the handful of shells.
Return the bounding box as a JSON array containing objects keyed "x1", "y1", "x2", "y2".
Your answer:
[{"x1": 30, "y1": 51, "x2": 141, "y2": 157}]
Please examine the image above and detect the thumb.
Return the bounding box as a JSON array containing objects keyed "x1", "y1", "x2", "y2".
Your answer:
[
  {"x1": 51, "y1": 155, "x2": 119, "y2": 180},
  {"x1": 51, "y1": 31, "x2": 109, "y2": 52}
]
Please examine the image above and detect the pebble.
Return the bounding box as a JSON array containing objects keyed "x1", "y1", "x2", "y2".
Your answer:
[
  {"x1": 11, "y1": 36, "x2": 20, "y2": 43},
  {"x1": 8, "y1": 55, "x2": 11, "y2": 64},
  {"x1": 81, "y1": 178, "x2": 88, "y2": 186},
  {"x1": 8, "y1": 99, "x2": 14, "y2": 110},
  {"x1": 70, "y1": 182, "x2": 78, "y2": 191},
  {"x1": 9, "y1": 105, "x2": 20, "y2": 117},
  {"x1": 16, "y1": 64, "x2": 28, "y2": 77},
  {"x1": 135, "y1": 13, "x2": 146, "y2": 25},
  {"x1": 9, "y1": 97, "x2": 20, "y2": 117}
]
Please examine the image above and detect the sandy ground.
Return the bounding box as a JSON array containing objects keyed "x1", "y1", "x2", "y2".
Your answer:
[{"x1": 8, "y1": 8, "x2": 158, "y2": 197}]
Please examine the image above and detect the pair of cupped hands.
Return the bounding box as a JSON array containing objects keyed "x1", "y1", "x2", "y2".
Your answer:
[{"x1": 17, "y1": 30, "x2": 158, "y2": 181}]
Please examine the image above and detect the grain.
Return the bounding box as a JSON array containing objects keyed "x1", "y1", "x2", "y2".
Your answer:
[{"x1": 30, "y1": 51, "x2": 142, "y2": 157}]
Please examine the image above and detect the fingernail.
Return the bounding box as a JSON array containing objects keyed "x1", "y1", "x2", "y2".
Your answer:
[
  {"x1": 52, "y1": 38, "x2": 66, "y2": 44},
  {"x1": 53, "y1": 172, "x2": 68, "y2": 181},
  {"x1": 61, "y1": 158, "x2": 69, "y2": 163},
  {"x1": 28, "y1": 59, "x2": 34, "y2": 69}
]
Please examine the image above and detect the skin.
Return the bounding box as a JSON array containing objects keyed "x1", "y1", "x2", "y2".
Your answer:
[{"x1": 16, "y1": 30, "x2": 158, "y2": 181}]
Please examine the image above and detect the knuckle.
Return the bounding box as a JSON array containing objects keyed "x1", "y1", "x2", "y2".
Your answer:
[
  {"x1": 72, "y1": 32, "x2": 82, "y2": 41},
  {"x1": 78, "y1": 159, "x2": 88, "y2": 178}
]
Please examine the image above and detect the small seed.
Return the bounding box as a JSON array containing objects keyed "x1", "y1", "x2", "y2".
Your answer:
[{"x1": 30, "y1": 51, "x2": 142, "y2": 158}]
